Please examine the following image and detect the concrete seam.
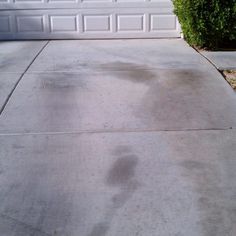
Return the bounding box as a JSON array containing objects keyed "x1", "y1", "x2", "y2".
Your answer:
[
  {"x1": 194, "y1": 47, "x2": 236, "y2": 92},
  {"x1": 0, "y1": 40, "x2": 50, "y2": 116},
  {"x1": 0, "y1": 127, "x2": 234, "y2": 137},
  {"x1": 192, "y1": 47, "x2": 218, "y2": 70}
]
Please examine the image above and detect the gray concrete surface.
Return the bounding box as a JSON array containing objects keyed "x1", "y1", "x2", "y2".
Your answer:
[
  {"x1": 0, "y1": 73, "x2": 21, "y2": 110},
  {"x1": 1, "y1": 40, "x2": 236, "y2": 133},
  {"x1": 0, "y1": 41, "x2": 47, "y2": 113},
  {"x1": 28, "y1": 40, "x2": 206, "y2": 73},
  {"x1": 202, "y1": 51, "x2": 236, "y2": 70},
  {"x1": 0, "y1": 39, "x2": 236, "y2": 236},
  {"x1": 0, "y1": 130, "x2": 236, "y2": 236},
  {"x1": 0, "y1": 41, "x2": 47, "y2": 73},
  {"x1": 0, "y1": 68, "x2": 236, "y2": 133}
]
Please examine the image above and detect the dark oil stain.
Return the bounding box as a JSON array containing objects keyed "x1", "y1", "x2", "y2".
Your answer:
[
  {"x1": 164, "y1": 70, "x2": 204, "y2": 90},
  {"x1": 111, "y1": 145, "x2": 132, "y2": 156},
  {"x1": 100, "y1": 62, "x2": 145, "y2": 71},
  {"x1": 133, "y1": 68, "x2": 210, "y2": 126},
  {"x1": 100, "y1": 62, "x2": 157, "y2": 85},
  {"x1": 179, "y1": 158, "x2": 232, "y2": 236},
  {"x1": 12, "y1": 144, "x2": 25, "y2": 149},
  {"x1": 88, "y1": 222, "x2": 109, "y2": 236},
  {"x1": 180, "y1": 160, "x2": 206, "y2": 171},
  {"x1": 88, "y1": 147, "x2": 139, "y2": 236},
  {"x1": 111, "y1": 181, "x2": 140, "y2": 209},
  {"x1": 106, "y1": 154, "x2": 138, "y2": 186},
  {"x1": 40, "y1": 73, "x2": 86, "y2": 90}
]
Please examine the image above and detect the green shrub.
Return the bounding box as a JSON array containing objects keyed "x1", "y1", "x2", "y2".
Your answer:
[{"x1": 173, "y1": 0, "x2": 236, "y2": 49}]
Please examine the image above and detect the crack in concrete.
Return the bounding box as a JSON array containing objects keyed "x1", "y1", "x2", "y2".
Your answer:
[{"x1": 0, "y1": 41, "x2": 50, "y2": 116}]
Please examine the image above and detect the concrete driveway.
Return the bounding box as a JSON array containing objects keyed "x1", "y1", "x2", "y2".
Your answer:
[{"x1": 0, "y1": 39, "x2": 236, "y2": 236}]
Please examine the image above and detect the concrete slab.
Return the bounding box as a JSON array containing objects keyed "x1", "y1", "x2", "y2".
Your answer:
[
  {"x1": 0, "y1": 67, "x2": 236, "y2": 133},
  {"x1": 0, "y1": 41, "x2": 47, "y2": 73},
  {"x1": 0, "y1": 73, "x2": 21, "y2": 111},
  {"x1": 28, "y1": 39, "x2": 208, "y2": 73},
  {"x1": 0, "y1": 130, "x2": 236, "y2": 236},
  {"x1": 202, "y1": 51, "x2": 236, "y2": 70}
]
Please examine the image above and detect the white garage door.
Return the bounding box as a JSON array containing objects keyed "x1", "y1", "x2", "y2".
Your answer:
[{"x1": 0, "y1": 0, "x2": 180, "y2": 40}]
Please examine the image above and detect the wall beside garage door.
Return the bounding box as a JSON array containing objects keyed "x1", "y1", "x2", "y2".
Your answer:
[{"x1": 0, "y1": 0, "x2": 180, "y2": 40}]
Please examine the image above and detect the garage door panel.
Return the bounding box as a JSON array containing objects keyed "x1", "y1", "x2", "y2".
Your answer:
[
  {"x1": 50, "y1": 15, "x2": 78, "y2": 32},
  {"x1": 150, "y1": 14, "x2": 177, "y2": 31},
  {"x1": 0, "y1": 16, "x2": 11, "y2": 33},
  {"x1": 16, "y1": 15, "x2": 45, "y2": 33},
  {"x1": 83, "y1": 15, "x2": 111, "y2": 32},
  {"x1": 0, "y1": 0, "x2": 174, "y2": 9},
  {"x1": 117, "y1": 14, "x2": 144, "y2": 32},
  {"x1": 0, "y1": 0, "x2": 180, "y2": 39}
]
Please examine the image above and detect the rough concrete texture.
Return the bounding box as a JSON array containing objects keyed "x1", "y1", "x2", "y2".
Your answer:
[
  {"x1": 0, "y1": 130, "x2": 236, "y2": 236},
  {"x1": 0, "y1": 68, "x2": 236, "y2": 133},
  {"x1": 0, "y1": 41, "x2": 47, "y2": 73},
  {"x1": 0, "y1": 41, "x2": 47, "y2": 112},
  {"x1": 0, "y1": 40, "x2": 236, "y2": 133},
  {"x1": 0, "y1": 39, "x2": 236, "y2": 236},
  {"x1": 202, "y1": 51, "x2": 236, "y2": 70},
  {"x1": 0, "y1": 73, "x2": 21, "y2": 110},
  {"x1": 28, "y1": 40, "x2": 207, "y2": 73}
]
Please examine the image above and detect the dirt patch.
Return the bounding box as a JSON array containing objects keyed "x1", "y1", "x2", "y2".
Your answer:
[{"x1": 222, "y1": 70, "x2": 236, "y2": 90}]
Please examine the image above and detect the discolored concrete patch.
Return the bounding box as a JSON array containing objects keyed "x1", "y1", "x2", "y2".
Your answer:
[
  {"x1": 88, "y1": 147, "x2": 139, "y2": 236},
  {"x1": 0, "y1": 67, "x2": 236, "y2": 133},
  {"x1": 2, "y1": 39, "x2": 235, "y2": 133},
  {"x1": 106, "y1": 154, "x2": 138, "y2": 186},
  {"x1": 0, "y1": 130, "x2": 236, "y2": 236},
  {"x1": 1, "y1": 39, "x2": 236, "y2": 236},
  {"x1": 28, "y1": 39, "x2": 206, "y2": 73}
]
